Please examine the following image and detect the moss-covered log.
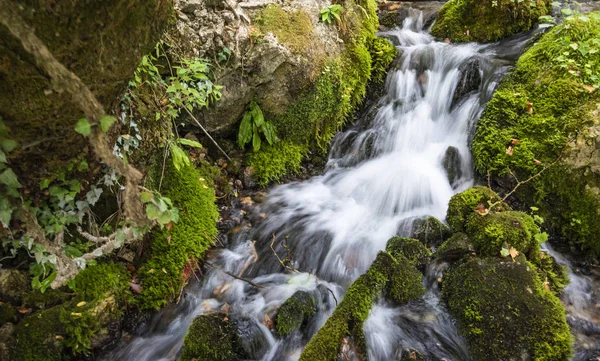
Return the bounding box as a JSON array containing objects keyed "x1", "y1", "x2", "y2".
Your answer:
[
  {"x1": 430, "y1": 0, "x2": 550, "y2": 43},
  {"x1": 471, "y1": 13, "x2": 600, "y2": 255}
]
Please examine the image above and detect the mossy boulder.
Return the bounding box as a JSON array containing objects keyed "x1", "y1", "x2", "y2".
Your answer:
[
  {"x1": 299, "y1": 250, "x2": 423, "y2": 361},
  {"x1": 12, "y1": 305, "x2": 66, "y2": 361},
  {"x1": 464, "y1": 210, "x2": 540, "y2": 257},
  {"x1": 276, "y1": 291, "x2": 317, "y2": 337},
  {"x1": 434, "y1": 232, "x2": 475, "y2": 262},
  {"x1": 430, "y1": 0, "x2": 550, "y2": 43},
  {"x1": 446, "y1": 186, "x2": 509, "y2": 232},
  {"x1": 0, "y1": 0, "x2": 172, "y2": 181},
  {"x1": 472, "y1": 13, "x2": 600, "y2": 255},
  {"x1": 0, "y1": 304, "x2": 16, "y2": 326},
  {"x1": 442, "y1": 257, "x2": 572, "y2": 361},
  {"x1": 386, "y1": 236, "x2": 431, "y2": 269},
  {"x1": 137, "y1": 162, "x2": 219, "y2": 310},
  {"x1": 410, "y1": 216, "x2": 452, "y2": 247},
  {"x1": 179, "y1": 312, "x2": 268, "y2": 361}
]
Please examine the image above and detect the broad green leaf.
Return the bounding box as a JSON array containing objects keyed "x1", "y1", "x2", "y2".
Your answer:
[
  {"x1": 0, "y1": 168, "x2": 21, "y2": 188},
  {"x1": 39, "y1": 271, "x2": 57, "y2": 293},
  {"x1": 178, "y1": 138, "x2": 203, "y2": 148},
  {"x1": 500, "y1": 248, "x2": 510, "y2": 257},
  {"x1": 252, "y1": 126, "x2": 261, "y2": 152},
  {"x1": 77, "y1": 159, "x2": 89, "y2": 171},
  {"x1": 75, "y1": 118, "x2": 92, "y2": 136},
  {"x1": 0, "y1": 198, "x2": 11, "y2": 228},
  {"x1": 0, "y1": 150, "x2": 6, "y2": 163},
  {"x1": 250, "y1": 101, "x2": 265, "y2": 127},
  {"x1": 99, "y1": 115, "x2": 116, "y2": 132},
  {"x1": 158, "y1": 212, "x2": 171, "y2": 225},
  {"x1": 170, "y1": 208, "x2": 180, "y2": 223},
  {"x1": 238, "y1": 112, "x2": 253, "y2": 148}
]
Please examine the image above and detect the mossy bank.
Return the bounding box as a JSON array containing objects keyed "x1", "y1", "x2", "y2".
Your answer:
[{"x1": 472, "y1": 13, "x2": 600, "y2": 256}]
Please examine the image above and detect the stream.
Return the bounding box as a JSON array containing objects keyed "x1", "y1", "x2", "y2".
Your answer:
[{"x1": 104, "y1": 9, "x2": 600, "y2": 361}]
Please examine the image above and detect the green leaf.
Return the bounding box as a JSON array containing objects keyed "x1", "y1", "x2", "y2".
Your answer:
[
  {"x1": 0, "y1": 138, "x2": 17, "y2": 153},
  {"x1": 262, "y1": 122, "x2": 277, "y2": 145},
  {"x1": 0, "y1": 150, "x2": 6, "y2": 163},
  {"x1": 237, "y1": 112, "x2": 253, "y2": 148},
  {"x1": 534, "y1": 232, "x2": 549, "y2": 244},
  {"x1": 252, "y1": 125, "x2": 261, "y2": 152},
  {"x1": 250, "y1": 101, "x2": 265, "y2": 127},
  {"x1": 75, "y1": 118, "x2": 92, "y2": 136},
  {"x1": 158, "y1": 212, "x2": 171, "y2": 225},
  {"x1": 0, "y1": 168, "x2": 21, "y2": 188},
  {"x1": 500, "y1": 248, "x2": 510, "y2": 257},
  {"x1": 115, "y1": 229, "x2": 126, "y2": 247},
  {"x1": 64, "y1": 245, "x2": 84, "y2": 258},
  {"x1": 140, "y1": 192, "x2": 153, "y2": 203},
  {"x1": 0, "y1": 198, "x2": 12, "y2": 228},
  {"x1": 77, "y1": 159, "x2": 89, "y2": 171},
  {"x1": 146, "y1": 203, "x2": 161, "y2": 220},
  {"x1": 170, "y1": 207, "x2": 180, "y2": 223},
  {"x1": 99, "y1": 115, "x2": 116, "y2": 132},
  {"x1": 178, "y1": 138, "x2": 203, "y2": 149},
  {"x1": 39, "y1": 271, "x2": 56, "y2": 293},
  {"x1": 170, "y1": 143, "x2": 191, "y2": 171}
]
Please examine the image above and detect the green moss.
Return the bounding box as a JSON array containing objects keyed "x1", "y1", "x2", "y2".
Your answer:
[
  {"x1": 179, "y1": 313, "x2": 245, "y2": 361},
  {"x1": 276, "y1": 291, "x2": 317, "y2": 336},
  {"x1": 0, "y1": 303, "x2": 16, "y2": 325},
  {"x1": 256, "y1": 5, "x2": 316, "y2": 55},
  {"x1": 442, "y1": 257, "x2": 572, "y2": 361},
  {"x1": 13, "y1": 306, "x2": 66, "y2": 361},
  {"x1": 434, "y1": 232, "x2": 475, "y2": 261},
  {"x1": 70, "y1": 263, "x2": 131, "y2": 302},
  {"x1": 464, "y1": 211, "x2": 540, "y2": 257},
  {"x1": 533, "y1": 250, "x2": 570, "y2": 295},
  {"x1": 410, "y1": 216, "x2": 452, "y2": 247},
  {"x1": 472, "y1": 14, "x2": 600, "y2": 254},
  {"x1": 23, "y1": 289, "x2": 72, "y2": 309},
  {"x1": 137, "y1": 162, "x2": 219, "y2": 310},
  {"x1": 368, "y1": 37, "x2": 398, "y2": 83},
  {"x1": 446, "y1": 186, "x2": 509, "y2": 232},
  {"x1": 430, "y1": 0, "x2": 550, "y2": 43},
  {"x1": 385, "y1": 237, "x2": 431, "y2": 268},
  {"x1": 299, "y1": 250, "x2": 423, "y2": 361},
  {"x1": 247, "y1": 141, "x2": 306, "y2": 186},
  {"x1": 248, "y1": 0, "x2": 382, "y2": 184}
]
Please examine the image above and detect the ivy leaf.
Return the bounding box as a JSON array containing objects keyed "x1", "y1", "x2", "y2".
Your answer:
[
  {"x1": 0, "y1": 168, "x2": 21, "y2": 188},
  {"x1": 145, "y1": 203, "x2": 161, "y2": 220},
  {"x1": 500, "y1": 248, "x2": 510, "y2": 257},
  {"x1": 99, "y1": 115, "x2": 116, "y2": 132},
  {"x1": 115, "y1": 229, "x2": 126, "y2": 247},
  {"x1": 178, "y1": 138, "x2": 203, "y2": 149},
  {"x1": 0, "y1": 138, "x2": 17, "y2": 153},
  {"x1": 75, "y1": 119, "x2": 92, "y2": 136},
  {"x1": 0, "y1": 198, "x2": 12, "y2": 227},
  {"x1": 140, "y1": 192, "x2": 153, "y2": 203}
]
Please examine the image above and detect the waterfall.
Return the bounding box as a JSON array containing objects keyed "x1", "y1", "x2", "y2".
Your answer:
[{"x1": 104, "y1": 11, "x2": 551, "y2": 361}]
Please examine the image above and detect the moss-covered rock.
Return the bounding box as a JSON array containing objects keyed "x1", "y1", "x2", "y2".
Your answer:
[
  {"x1": 299, "y1": 250, "x2": 423, "y2": 361},
  {"x1": 464, "y1": 210, "x2": 540, "y2": 257},
  {"x1": 446, "y1": 186, "x2": 509, "y2": 232},
  {"x1": 0, "y1": 304, "x2": 16, "y2": 326},
  {"x1": 410, "y1": 216, "x2": 452, "y2": 247},
  {"x1": 0, "y1": 269, "x2": 29, "y2": 305},
  {"x1": 0, "y1": 0, "x2": 172, "y2": 181},
  {"x1": 12, "y1": 305, "x2": 66, "y2": 361},
  {"x1": 434, "y1": 232, "x2": 475, "y2": 262},
  {"x1": 137, "y1": 162, "x2": 219, "y2": 310},
  {"x1": 442, "y1": 257, "x2": 572, "y2": 361},
  {"x1": 368, "y1": 37, "x2": 398, "y2": 84},
  {"x1": 179, "y1": 312, "x2": 269, "y2": 361},
  {"x1": 430, "y1": 0, "x2": 550, "y2": 43},
  {"x1": 472, "y1": 13, "x2": 600, "y2": 255},
  {"x1": 386, "y1": 237, "x2": 431, "y2": 268},
  {"x1": 276, "y1": 291, "x2": 317, "y2": 337}
]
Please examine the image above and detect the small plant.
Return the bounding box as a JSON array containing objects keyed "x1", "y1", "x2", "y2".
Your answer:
[
  {"x1": 237, "y1": 101, "x2": 277, "y2": 152},
  {"x1": 320, "y1": 4, "x2": 344, "y2": 25}
]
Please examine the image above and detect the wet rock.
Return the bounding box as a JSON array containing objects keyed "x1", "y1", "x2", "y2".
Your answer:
[
  {"x1": 433, "y1": 233, "x2": 474, "y2": 262},
  {"x1": 398, "y1": 348, "x2": 425, "y2": 361},
  {"x1": 567, "y1": 315, "x2": 600, "y2": 336},
  {"x1": 276, "y1": 291, "x2": 317, "y2": 336},
  {"x1": 242, "y1": 166, "x2": 258, "y2": 188},
  {"x1": 442, "y1": 146, "x2": 462, "y2": 185},
  {"x1": 0, "y1": 269, "x2": 29, "y2": 304},
  {"x1": 451, "y1": 59, "x2": 481, "y2": 108},
  {"x1": 179, "y1": 312, "x2": 269, "y2": 361},
  {"x1": 410, "y1": 216, "x2": 452, "y2": 248}
]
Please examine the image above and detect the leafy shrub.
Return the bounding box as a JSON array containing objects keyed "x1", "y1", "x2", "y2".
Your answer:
[{"x1": 237, "y1": 101, "x2": 277, "y2": 152}]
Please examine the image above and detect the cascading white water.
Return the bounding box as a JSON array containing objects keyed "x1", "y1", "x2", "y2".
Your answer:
[{"x1": 105, "y1": 11, "x2": 535, "y2": 361}]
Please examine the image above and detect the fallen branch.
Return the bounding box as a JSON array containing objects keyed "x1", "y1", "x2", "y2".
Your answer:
[
  {"x1": 205, "y1": 262, "x2": 264, "y2": 289},
  {"x1": 183, "y1": 106, "x2": 231, "y2": 161}
]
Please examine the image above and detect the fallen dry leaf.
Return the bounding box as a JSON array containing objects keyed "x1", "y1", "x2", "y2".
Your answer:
[
  {"x1": 17, "y1": 307, "x2": 32, "y2": 315},
  {"x1": 526, "y1": 101, "x2": 534, "y2": 115},
  {"x1": 264, "y1": 314, "x2": 274, "y2": 329},
  {"x1": 506, "y1": 146, "x2": 514, "y2": 156},
  {"x1": 534, "y1": 159, "x2": 542, "y2": 165},
  {"x1": 511, "y1": 138, "x2": 520, "y2": 145},
  {"x1": 55, "y1": 335, "x2": 64, "y2": 340},
  {"x1": 509, "y1": 247, "x2": 519, "y2": 261},
  {"x1": 130, "y1": 282, "x2": 143, "y2": 294},
  {"x1": 76, "y1": 301, "x2": 86, "y2": 308},
  {"x1": 583, "y1": 84, "x2": 596, "y2": 93}
]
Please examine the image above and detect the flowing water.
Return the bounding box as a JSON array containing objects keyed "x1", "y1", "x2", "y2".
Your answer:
[{"x1": 104, "y1": 10, "x2": 599, "y2": 361}]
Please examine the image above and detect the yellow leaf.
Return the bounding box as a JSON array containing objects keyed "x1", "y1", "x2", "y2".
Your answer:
[
  {"x1": 71, "y1": 312, "x2": 82, "y2": 317},
  {"x1": 583, "y1": 84, "x2": 596, "y2": 93},
  {"x1": 76, "y1": 301, "x2": 86, "y2": 308},
  {"x1": 509, "y1": 247, "x2": 519, "y2": 261}
]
